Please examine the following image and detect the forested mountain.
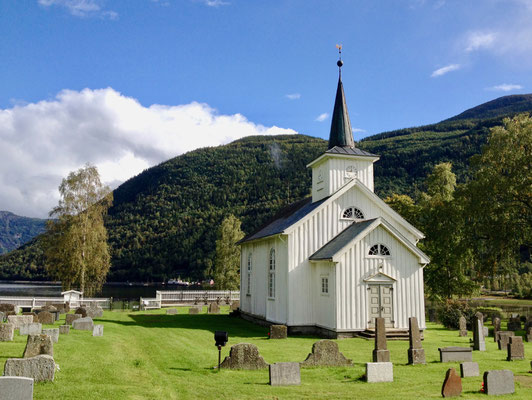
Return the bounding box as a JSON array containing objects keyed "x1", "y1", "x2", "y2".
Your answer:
[
  {"x1": 1, "y1": 94, "x2": 531, "y2": 282},
  {"x1": 0, "y1": 211, "x2": 46, "y2": 254}
]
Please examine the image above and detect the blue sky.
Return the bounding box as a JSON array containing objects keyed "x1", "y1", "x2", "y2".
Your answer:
[{"x1": 1, "y1": 0, "x2": 531, "y2": 217}]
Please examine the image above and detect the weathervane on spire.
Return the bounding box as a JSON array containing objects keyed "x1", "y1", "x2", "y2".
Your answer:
[{"x1": 336, "y1": 44, "x2": 343, "y2": 77}]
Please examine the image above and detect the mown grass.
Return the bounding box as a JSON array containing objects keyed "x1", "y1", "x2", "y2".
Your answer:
[{"x1": 1, "y1": 307, "x2": 531, "y2": 399}]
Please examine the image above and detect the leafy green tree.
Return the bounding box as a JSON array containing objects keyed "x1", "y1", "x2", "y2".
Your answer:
[
  {"x1": 213, "y1": 214, "x2": 244, "y2": 290},
  {"x1": 44, "y1": 164, "x2": 113, "y2": 296},
  {"x1": 384, "y1": 193, "x2": 420, "y2": 226}
]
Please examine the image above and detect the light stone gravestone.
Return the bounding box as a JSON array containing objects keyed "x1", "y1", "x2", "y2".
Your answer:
[
  {"x1": 472, "y1": 316, "x2": 485, "y2": 351},
  {"x1": 23, "y1": 334, "x2": 53, "y2": 358},
  {"x1": 36, "y1": 311, "x2": 54, "y2": 325},
  {"x1": 441, "y1": 368, "x2": 462, "y2": 398},
  {"x1": 208, "y1": 303, "x2": 220, "y2": 314},
  {"x1": 269, "y1": 362, "x2": 301, "y2": 386},
  {"x1": 22, "y1": 312, "x2": 37, "y2": 323},
  {"x1": 438, "y1": 347, "x2": 473, "y2": 362},
  {"x1": 19, "y1": 323, "x2": 42, "y2": 336},
  {"x1": 373, "y1": 317, "x2": 390, "y2": 362},
  {"x1": 166, "y1": 308, "x2": 178, "y2": 315},
  {"x1": 86, "y1": 305, "x2": 103, "y2": 318},
  {"x1": 188, "y1": 306, "x2": 201, "y2": 314},
  {"x1": 460, "y1": 362, "x2": 479, "y2": 377},
  {"x1": 483, "y1": 326, "x2": 489, "y2": 338},
  {"x1": 475, "y1": 312, "x2": 483, "y2": 324},
  {"x1": 365, "y1": 362, "x2": 393, "y2": 383},
  {"x1": 65, "y1": 313, "x2": 82, "y2": 325},
  {"x1": 407, "y1": 316, "x2": 425, "y2": 364},
  {"x1": 42, "y1": 328, "x2": 59, "y2": 344},
  {"x1": 301, "y1": 339, "x2": 352, "y2": 367},
  {"x1": 72, "y1": 317, "x2": 94, "y2": 331},
  {"x1": 93, "y1": 324, "x2": 104, "y2": 337},
  {"x1": 269, "y1": 325, "x2": 287, "y2": 339},
  {"x1": 492, "y1": 317, "x2": 501, "y2": 342},
  {"x1": 458, "y1": 316, "x2": 467, "y2": 337},
  {"x1": 219, "y1": 343, "x2": 268, "y2": 370},
  {"x1": 7, "y1": 315, "x2": 33, "y2": 330},
  {"x1": 526, "y1": 327, "x2": 532, "y2": 342},
  {"x1": 230, "y1": 301, "x2": 240, "y2": 311},
  {"x1": 506, "y1": 336, "x2": 524, "y2": 361},
  {"x1": 0, "y1": 376, "x2": 34, "y2": 400},
  {"x1": 0, "y1": 323, "x2": 15, "y2": 341},
  {"x1": 497, "y1": 331, "x2": 514, "y2": 350},
  {"x1": 3, "y1": 355, "x2": 55, "y2": 382},
  {"x1": 0, "y1": 311, "x2": 4, "y2": 322},
  {"x1": 483, "y1": 370, "x2": 515, "y2": 395},
  {"x1": 59, "y1": 325, "x2": 70, "y2": 335}
]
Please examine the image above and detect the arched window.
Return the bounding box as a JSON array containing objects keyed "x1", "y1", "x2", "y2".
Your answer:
[
  {"x1": 246, "y1": 253, "x2": 252, "y2": 295},
  {"x1": 268, "y1": 248, "x2": 276, "y2": 298},
  {"x1": 342, "y1": 206, "x2": 364, "y2": 220},
  {"x1": 368, "y1": 244, "x2": 391, "y2": 257}
]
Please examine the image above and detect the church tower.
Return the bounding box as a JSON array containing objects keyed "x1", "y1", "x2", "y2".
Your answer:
[{"x1": 307, "y1": 53, "x2": 379, "y2": 202}]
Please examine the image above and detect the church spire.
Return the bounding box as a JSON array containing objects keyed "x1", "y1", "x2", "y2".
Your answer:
[{"x1": 328, "y1": 45, "x2": 355, "y2": 150}]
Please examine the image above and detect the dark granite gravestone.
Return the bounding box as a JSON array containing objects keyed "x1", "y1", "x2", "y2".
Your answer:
[
  {"x1": 441, "y1": 368, "x2": 462, "y2": 398},
  {"x1": 269, "y1": 325, "x2": 287, "y2": 339},
  {"x1": 497, "y1": 331, "x2": 514, "y2": 350},
  {"x1": 219, "y1": 343, "x2": 268, "y2": 370},
  {"x1": 458, "y1": 316, "x2": 467, "y2": 337},
  {"x1": 507, "y1": 317, "x2": 521, "y2": 331},
  {"x1": 208, "y1": 303, "x2": 220, "y2": 314},
  {"x1": 74, "y1": 307, "x2": 87, "y2": 318},
  {"x1": 269, "y1": 362, "x2": 301, "y2": 386},
  {"x1": 506, "y1": 336, "x2": 524, "y2": 361},
  {"x1": 438, "y1": 347, "x2": 472, "y2": 362},
  {"x1": 23, "y1": 334, "x2": 53, "y2": 358},
  {"x1": 492, "y1": 317, "x2": 501, "y2": 342},
  {"x1": 408, "y1": 317, "x2": 425, "y2": 364},
  {"x1": 483, "y1": 370, "x2": 515, "y2": 395},
  {"x1": 373, "y1": 317, "x2": 390, "y2": 362},
  {"x1": 460, "y1": 362, "x2": 479, "y2": 377},
  {"x1": 472, "y1": 316, "x2": 485, "y2": 351},
  {"x1": 36, "y1": 311, "x2": 54, "y2": 325},
  {"x1": 301, "y1": 340, "x2": 352, "y2": 367}
]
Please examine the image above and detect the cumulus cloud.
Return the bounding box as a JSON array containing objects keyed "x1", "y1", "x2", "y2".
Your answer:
[
  {"x1": 431, "y1": 64, "x2": 461, "y2": 77},
  {"x1": 315, "y1": 113, "x2": 329, "y2": 122},
  {"x1": 0, "y1": 88, "x2": 296, "y2": 218},
  {"x1": 38, "y1": 0, "x2": 118, "y2": 19},
  {"x1": 285, "y1": 93, "x2": 301, "y2": 100},
  {"x1": 486, "y1": 83, "x2": 523, "y2": 91}
]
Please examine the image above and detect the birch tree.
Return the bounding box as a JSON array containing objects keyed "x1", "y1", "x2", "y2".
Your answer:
[{"x1": 213, "y1": 214, "x2": 244, "y2": 290}]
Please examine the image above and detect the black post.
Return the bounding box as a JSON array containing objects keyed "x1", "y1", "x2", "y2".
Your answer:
[{"x1": 217, "y1": 345, "x2": 222, "y2": 370}]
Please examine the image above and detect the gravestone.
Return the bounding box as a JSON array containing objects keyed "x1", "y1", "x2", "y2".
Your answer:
[
  {"x1": 441, "y1": 368, "x2": 462, "y2": 398},
  {"x1": 373, "y1": 317, "x2": 390, "y2": 362},
  {"x1": 269, "y1": 362, "x2": 301, "y2": 386},
  {"x1": 219, "y1": 343, "x2": 268, "y2": 369},
  {"x1": 365, "y1": 362, "x2": 393, "y2": 383},
  {"x1": 483, "y1": 326, "x2": 489, "y2": 338},
  {"x1": 0, "y1": 303, "x2": 16, "y2": 313},
  {"x1": 230, "y1": 301, "x2": 240, "y2": 311},
  {"x1": 492, "y1": 317, "x2": 501, "y2": 342},
  {"x1": 59, "y1": 325, "x2": 70, "y2": 335},
  {"x1": 0, "y1": 376, "x2": 34, "y2": 400},
  {"x1": 65, "y1": 313, "x2": 82, "y2": 325},
  {"x1": 23, "y1": 334, "x2": 53, "y2": 358},
  {"x1": 86, "y1": 304, "x2": 103, "y2": 318},
  {"x1": 72, "y1": 317, "x2": 94, "y2": 331},
  {"x1": 301, "y1": 339, "x2": 352, "y2": 367},
  {"x1": 458, "y1": 316, "x2": 467, "y2": 337},
  {"x1": 408, "y1": 316, "x2": 425, "y2": 364},
  {"x1": 269, "y1": 325, "x2": 287, "y2": 339},
  {"x1": 438, "y1": 347, "x2": 472, "y2": 362},
  {"x1": 36, "y1": 311, "x2": 54, "y2": 325},
  {"x1": 7, "y1": 315, "x2": 33, "y2": 330},
  {"x1": 188, "y1": 306, "x2": 201, "y2": 314},
  {"x1": 22, "y1": 312, "x2": 37, "y2": 323},
  {"x1": 460, "y1": 362, "x2": 479, "y2": 377},
  {"x1": 92, "y1": 324, "x2": 104, "y2": 337},
  {"x1": 19, "y1": 323, "x2": 42, "y2": 336},
  {"x1": 475, "y1": 312, "x2": 483, "y2": 324},
  {"x1": 483, "y1": 370, "x2": 515, "y2": 396},
  {"x1": 0, "y1": 323, "x2": 15, "y2": 341},
  {"x1": 497, "y1": 331, "x2": 514, "y2": 350},
  {"x1": 506, "y1": 336, "x2": 524, "y2": 361},
  {"x1": 507, "y1": 317, "x2": 521, "y2": 331},
  {"x1": 51, "y1": 303, "x2": 68, "y2": 314},
  {"x1": 208, "y1": 303, "x2": 220, "y2": 314},
  {"x1": 166, "y1": 308, "x2": 178, "y2": 315},
  {"x1": 472, "y1": 316, "x2": 485, "y2": 351},
  {"x1": 42, "y1": 328, "x2": 59, "y2": 344},
  {"x1": 74, "y1": 307, "x2": 88, "y2": 318},
  {"x1": 0, "y1": 311, "x2": 4, "y2": 322},
  {"x1": 3, "y1": 355, "x2": 55, "y2": 382},
  {"x1": 526, "y1": 327, "x2": 532, "y2": 342},
  {"x1": 40, "y1": 305, "x2": 57, "y2": 313}
]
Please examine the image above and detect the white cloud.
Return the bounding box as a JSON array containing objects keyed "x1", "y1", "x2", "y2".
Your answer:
[
  {"x1": 430, "y1": 64, "x2": 461, "y2": 77},
  {"x1": 352, "y1": 128, "x2": 366, "y2": 133},
  {"x1": 0, "y1": 88, "x2": 296, "y2": 218},
  {"x1": 315, "y1": 113, "x2": 329, "y2": 122},
  {"x1": 38, "y1": 0, "x2": 117, "y2": 19},
  {"x1": 465, "y1": 31, "x2": 497, "y2": 52},
  {"x1": 486, "y1": 84, "x2": 523, "y2": 91},
  {"x1": 285, "y1": 93, "x2": 301, "y2": 100},
  {"x1": 203, "y1": 0, "x2": 230, "y2": 7}
]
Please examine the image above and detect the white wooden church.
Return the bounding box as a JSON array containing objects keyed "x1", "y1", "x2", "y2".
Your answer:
[{"x1": 238, "y1": 60, "x2": 429, "y2": 338}]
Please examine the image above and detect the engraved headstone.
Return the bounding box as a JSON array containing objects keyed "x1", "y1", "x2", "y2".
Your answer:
[
  {"x1": 3, "y1": 355, "x2": 55, "y2": 382},
  {"x1": 269, "y1": 362, "x2": 301, "y2": 386},
  {"x1": 59, "y1": 325, "x2": 70, "y2": 335},
  {"x1": 373, "y1": 317, "x2": 390, "y2": 362},
  {"x1": 492, "y1": 317, "x2": 501, "y2": 342},
  {"x1": 92, "y1": 324, "x2": 104, "y2": 337},
  {"x1": 23, "y1": 334, "x2": 53, "y2": 358},
  {"x1": 458, "y1": 316, "x2": 467, "y2": 337},
  {"x1": 65, "y1": 313, "x2": 82, "y2": 325},
  {"x1": 86, "y1": 305, "x2": 103, "y2": 318},
  {"x1": 7, "y1": 315, "x2": 33, "y2": 330},
  {"x1": 438, "y1": 347, "x2": 473, "y2": 362},
  {"x1": 483, "y1": 370, "x2": 515, "y2": 395},
  {"x1": 0, "y1": 376, "x2": 34, "y2": 400},
  {"x1": 506, "y1": 336, "x2": 524, "y2": 361},
  {"x1": 0, "y1": 323, "x2": 15, "y2": 341},
  {"x1": 72, "y1": 317, "x2": 94, "y2": 331},
  {"x1": 301, "y1": 340, "x2": 352, "y2": 367},
  {"x1": 219, "y1": 343, "x2": 268, "y2": 370},
  {"x1": 365, "y1": 362, "x2": 393, "y2": 383},
  {"x1": 269, "y1": 325, "x2": 287, "y2": 339},
  {"x1": 507, "y1": 317, "x2": 521, "y2": 331},
  {"x1": 166, "y1": 308, "x2": 178, "y2": 315},
  {"x1": 408, "y1": 316, "x2": 425, "y2": 364},
  {"x1": 441, "y1": 368, "x2": 462, "y2": 398},
  {"x1": 472, "y1": 316, "x2": 485, "y2": 351},
  {"x1": 188, "y1": 306, "x2": 201, "y2": 314},
  {"x1": 460, "y1": 362, "x2": 479, "y2": 377},
  {"x1": 36, "y1": 311, "x2": 54, "y2": 325},
  {"x1": 19, "y1": 323, "x2": 42, "y2": 336},
  {"x1": 497, "y1": 331, "x2": 514, "y2": 350},
  {"x1": 230, "y1": 301, "x2": 240, "y2": 311},
  {"x1": 208, "y1": 303, "x2": 220, "y2": 314},
  {"x1": 42, "y1": 328, "x2": 59, "y2": 344}
]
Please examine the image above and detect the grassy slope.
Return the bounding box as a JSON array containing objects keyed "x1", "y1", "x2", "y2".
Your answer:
[{"x1": 2, "y1": 309, "x2": 531, "y2": 399}]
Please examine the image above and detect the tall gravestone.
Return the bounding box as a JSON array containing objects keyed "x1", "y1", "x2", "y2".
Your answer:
[
  {"x1": 492, "y1": 317, "x2": 501, "y2": 342},
  {"x1": 408, "y1": 317, "x2": 425, "y2": 364},
  {"x1": 475, "y1": 312, "x2": 483, "y2": 324},
  {"x1": 458, "y1": 316, "x2": 467, "y2": 337},
  {"x1": 472, "y1": 316, "x2": 485, "y2": 351},
  {"x1": 373, "y1": 317, "x2": 390, "y2": 362},
  {"x1": 507, "y1": 336, "x2": 524, "y2": 361}
]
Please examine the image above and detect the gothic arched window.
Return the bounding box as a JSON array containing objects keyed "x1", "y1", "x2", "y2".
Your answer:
[{"x1": 368, "y1": 244, "x2": 391, "y2": 257}]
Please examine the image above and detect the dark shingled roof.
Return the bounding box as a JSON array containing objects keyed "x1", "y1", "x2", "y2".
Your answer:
[
  {"x1": 238, "y1": 196, "x2": 328, "y2": 244},
  {"x1": 309, "y1": 219, "x2": 377, "y2": 260},
  {"x1": 325, "y1": 146, "x2": 378, "y2": 157}
]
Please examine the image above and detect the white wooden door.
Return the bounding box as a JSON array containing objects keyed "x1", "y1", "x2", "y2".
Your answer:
[{"x1": 367, "y1": 284, "x2": 394, "y2": 328}]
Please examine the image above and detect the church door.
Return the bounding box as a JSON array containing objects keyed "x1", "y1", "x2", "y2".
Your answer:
[{"x1": 367, "y1": 284, "x2": 394, "y2": 328}]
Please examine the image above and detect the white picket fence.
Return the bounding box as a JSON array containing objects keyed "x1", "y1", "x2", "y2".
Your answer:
[
  {"x1": 140, "y1": 290, "x2": 240, "y2": 309},
  {"x1": 0, "y1": 296, "x2": 111, "y2": 309}
]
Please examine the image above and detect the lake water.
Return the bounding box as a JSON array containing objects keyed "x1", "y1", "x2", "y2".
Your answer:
[{"x1": 0, "y1": 282, "x2": 200, "y2": 300}]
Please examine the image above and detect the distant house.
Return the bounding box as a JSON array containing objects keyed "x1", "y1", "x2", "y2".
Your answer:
[{"x1": 238, "y1": 62, "x2": 429, "y2": 338}]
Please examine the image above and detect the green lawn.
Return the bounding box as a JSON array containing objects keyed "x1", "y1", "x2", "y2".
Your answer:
[{"x1": 2, "y1": 308, "x2": 531, "y2": 399}]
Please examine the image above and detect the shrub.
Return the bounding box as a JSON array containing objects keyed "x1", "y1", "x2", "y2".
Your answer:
[{"x1": 438, "y1": 299, "x2": 475, "y2": 329}]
